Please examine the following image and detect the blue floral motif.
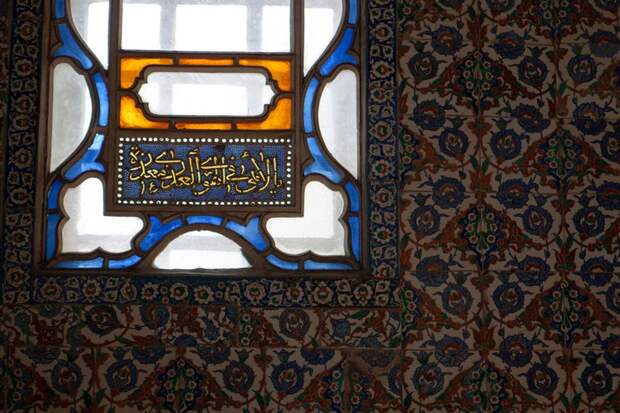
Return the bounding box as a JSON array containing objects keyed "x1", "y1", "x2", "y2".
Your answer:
[
  {"x1": 442, "y1": 284, "x2": 473, "y2": 316},
  {"x1": 105, "y1": 360, "x2": 137, "y2": 393},
  {"x1": 300, "y1": 348, "x2": 335, "y2": 365},
  {"x1": 601, "y1": 130, "x2": 620, "y2": 163},
  {"x1": 498, "y1": 335, "x2": 533, "y2": 367},
  {"x1": 578, "y1": 257, "x2": 613, "y2": 286},
  {"x1": 51, "y1": 360, "x2": 83, "y2": 395},
  {"x1": 438, "y1": 128, "x2": 469, "y2": 158},
  {"x1": 596, "y1": 182, "x2": 620, "y2": 210},
  {"x1": 332, "y1": 319, "x2": 352, "y2": 339},
  {"x1": 431, "y1": 26, "x2": 463, "y2": 56},
  {"x1": 518, "y1": 57, "x2": 548, "y2": 88},
  {"x1": 223, "y1": 361, "x2": 255, "y2": 395},
  {"x1": 600, "y1": 335, "x2": 620, "y2": 368},
  {"x1": 415, "y1": 256, "x2": 449, "y2": 287},
  {"x1": 526, "y1": 361, "x2": 558, "y2": 396},
  {"x1": 413, "y1": 101, "x2": 446, "y2": 131},
  {"x1": 568, "y1": 55, "x2": 597, "y2": 84},
  {"x1": 492, "y1": 283, "x2": 525, "y2": 316},
  {"x1": 271, "y1": 360, "x2": 305, "y2": 395},
  {"x1": 132, "y1": 347, "x2": 167, "y2": 364},
  {"x1": 607, "y1": 283, "x2": 620, "y2": 313},
  {"x1": 408, "y1": 52, "x2": 438, "y2": 81},
  {"x1": 573, "y1": 102, "x2": 607, "y2": 135},
  {"x1": 589, "y1": 31, "x2": 620, "y2": 58},
  {"x1": 580, "y1": 364, "x2": 613, "y2": 397},
  {"x1": 432, "y1": 177, "x2": 465, "y2": 209},
  {"x1": 516, "y1": 257, "x2": 551, "y2": 286},
  {"x1": 496, "y1": 179, "x2": 531, "y2": 209},
  {"x1": 484, "y1": 0, "x2": 515, "y2": 14},
  {"x1": 490, "y1": 129, "x2": 523, "y2": 160},
  {"x1": 573, "y1": 207, "x2": 605, "y2": 237},
  {"x1": 513, "y1": 104, "x2": 550, "y2": 133},
  {"x1": 521, "y1": 206, "x2": 553, "y2": 236},
  {"x1": 409, "y1": 205, "x2": 441, "y2": 236},
  {"x1": 493, "y1": 32, "x2": 525, "y2": 59},
  {"x1": 434, "y1": 336, "x2": 469, "y2": 367},
  {"x1": 197, "y1": 346, "x2": 231, "y2": 365},
  {"x1": 412, "y1": 363, "x2": 444, "y2": 396},
  {"x1": 140, "y1": 305, "x2": 170, "y2": 329},
  {"x1": 24, "y1": 347, "x2": 61, "y2": 365},
  {"x1": 84, "y1": 305, "x2": 120, "y2": 335}
]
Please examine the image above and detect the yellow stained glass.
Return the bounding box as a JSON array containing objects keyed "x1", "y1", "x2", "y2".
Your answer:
[
  {"x1": 240, "y1": 59, "x2": 292, "y2": 92},
  {"x1": 238, "y1": 97, "x2": 292, "y2": 130},
  {"x1": 120, "y1": 58, "x2": 173, "y2": 89},
  {"x1": 119, "y1": 96, "x2": 168, "y2": 129},
  {"x1": 179, "y1": 58, "x2": 234, "y2": 66},
  {"x1": 175, "y1": 122, "x2": 233, "y2": 130}
]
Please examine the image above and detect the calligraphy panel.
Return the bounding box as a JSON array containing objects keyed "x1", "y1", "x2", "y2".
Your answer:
[{"x1": 116, "y1": 136, "x2": 293, "y2": 207}]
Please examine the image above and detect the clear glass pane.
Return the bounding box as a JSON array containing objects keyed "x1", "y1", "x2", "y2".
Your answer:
[
  {"x1": 122, "y1": 0, "x2": 291, "y2": 52},
  {"x1": 154, "y1": 231, "x2": 251, "y2": 270},
  {"x1": 62, "y1": 178, "x2": 144, "y2": 253},
  {"x1": 266, "y1": 181, "x2": 345, "y2": 256},
  {"x1": 304, "y1": 0, "x2": 342, "y2": 74},
  {"x1": 318, "y1": 69, "x2": 359, "y2": 178},
  {"x1": 122, "y1": 3, "x2": 162, "y2": 50},
  {"x1": 138, "y1": 71, "x2": 275, "y2": 117},
  {"x1": 70, "y1": 0, "x2": 109, "y2": 68},
  {"x1": 50, "y1": 63, "x2": 92, "y2": 172}
]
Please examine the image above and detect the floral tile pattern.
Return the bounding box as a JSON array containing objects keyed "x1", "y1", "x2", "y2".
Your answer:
[{"x1": 1, "y1": 0, "x2": 620, "y2": 411}]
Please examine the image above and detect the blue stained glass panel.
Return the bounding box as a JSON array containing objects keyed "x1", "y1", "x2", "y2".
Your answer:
[
  {"x1": 319, "y1": 28, "x2": 357, "y2": 77},
  {"x1": 64, "y1": 134, "x2": 105, "y2": 181},
  {"x1": 186, "y1": 216, "x2": 224, "y2": 226},
  {"x1": 46, "y1": 213, "x2": 61, "y2": 262},
  {"x1": 304, "y1": 260, "x2": 352, "y2": 270},
  {"x1": 140, "y1": 217, "x2": 183, "y2": 251},
  {"x1": 55, "y1": 258, "x2": 105, "y2": 269},
  {"x1": 109, "y1": 255, "x2": 142, "y2": 269},
  {"x1": 348, "y1": 216, "x2": 361, "y2": 261},
  {"x1": 93, "y1": 74, "x2": 109, "y2": 126},
  {"x1": 345, "y1": 182, "x2": 360, "y2": 213},
  {"x1": 54, "y1": 24, "x2": 93, "y2": 70},
  {"x1": 266, "y1": 255, "x2": 299, "y2": 270},
  {"x1": 304, "y1": 137, "x2": 344, "y2": 184},
  {"x1": 304, "y1": 78, "x2": 320, "y2": 133},
  {"x1": 226, "y1": 217, "x2": 269, "y2": 252},
  {"x1": 47, "y1": 179, "x2": 63, "y2": 210}
]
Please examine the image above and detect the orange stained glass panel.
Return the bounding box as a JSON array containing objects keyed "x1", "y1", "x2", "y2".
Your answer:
[
  {"x1": 120, "y1": 57, "x2": 174, "y2": 89},
  {"x1": 238, "y1": 97, "x2": 292, "y2": 130},
  {"x1": 239, "y1": 59, "x2": 292, "y2": 92},
  {"x1": 119, "y1": 96, "x2": 168, "y2": 129},
  {"x1": 178, "y1": 58, "x2": 234, "y2": 66},
  {"x1": 175, "y1": 122, "x2": 233, "y2": 131}
]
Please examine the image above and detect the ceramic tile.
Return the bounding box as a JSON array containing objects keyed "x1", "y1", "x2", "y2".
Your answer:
[
  {"x1": 94, "y1": 346, "x2": 263, "y2": 413},
  {"x1": 264, "y1": 348, "x2": 347, "y2": 412},
  {"x1": 321, "y1": 309, "x2": 402, "y2": 348},
  {"x1": 6, "y1": 347, "x2": 94, "y2": 413},
  {"x1": 566, "y1": 350, "x2": 620, "y2": 412},
  {"x1": 401, "y1": 271, "x2": 482, "y2": 350},
  {"x1": 399, "y1": 0, "x2": 479, "y2": 43},
  {"x1": 348, "y1": 350, "x2": 402, "y2": 413},
  {"x1": 239, "y1": 308, "x2": 321, "y2": 347},
  {"x1": 0, "y1": 305, "x2": 82, "y2": 347},
  {"x1": 478, "y1": 0, "x2": 556, "y2": 45}
]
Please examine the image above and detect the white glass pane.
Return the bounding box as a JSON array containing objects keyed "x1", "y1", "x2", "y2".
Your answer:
[
  {"x1": 318, "y1": 69, "x2": 359, "y2": 178},
  {"x1": 262, "y1": 6, "x2": 290, "y2": 52},
  {"x1": 70, "y1": 0, "x2": 109, "y2": 68},
  {"x1": 304, "y1": 0, "x2": 343, "y2": 74},
  {"x1": 266, "y1": 181, "x2": 345, "y2": 256},
  {"x1": 50, "y1": 63, "x2": 92, "y2": 172},
  {"x1": 154, "y1": 231, "x2": 251, "y2": 270},
  {"x1": 122, "y1": 0, "x2": 291, "y2": 52},
  {"x1": 62, "y1": 178, "x2": 144, "y2": 254},
  {"x1": 121, "y1": 3, "x2": 161, "y2": 50},
  {"x1": 138, "y1": 71, "x2": 275, "y2": 117}
]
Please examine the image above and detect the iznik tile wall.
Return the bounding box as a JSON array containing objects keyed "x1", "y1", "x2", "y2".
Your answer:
[{"x1": 0, "y1": 0, "x2": 619, "y2": 412}]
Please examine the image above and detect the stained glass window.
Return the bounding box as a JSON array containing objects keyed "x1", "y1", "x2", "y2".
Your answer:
[{"x1": 39, "y1": 0, "x2": 364, "y2": 273}]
